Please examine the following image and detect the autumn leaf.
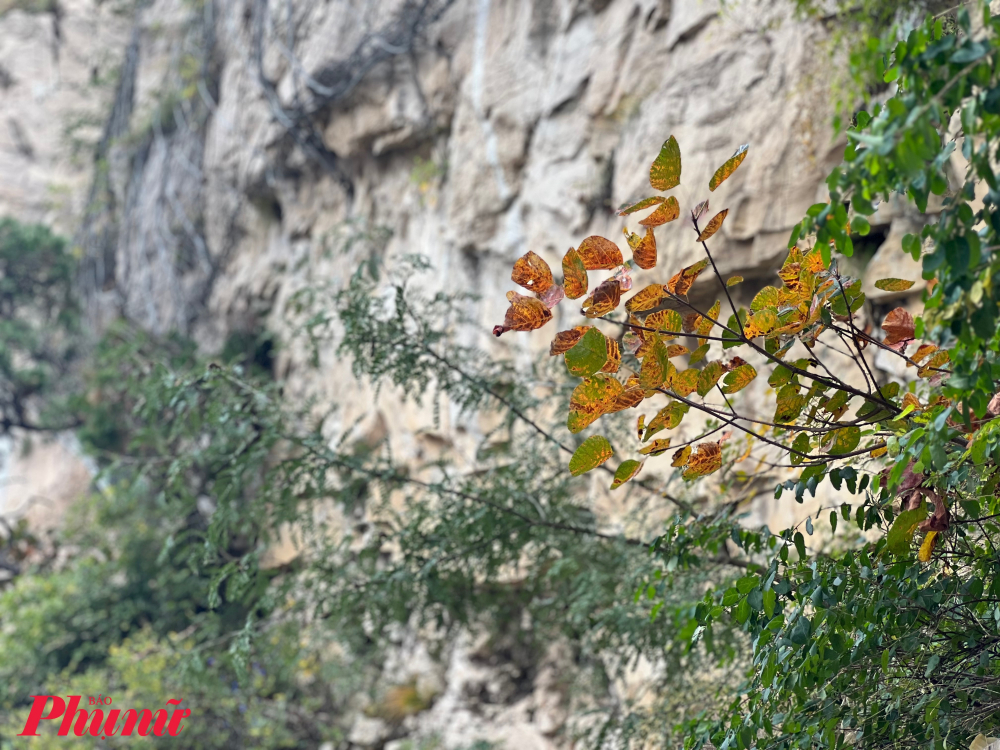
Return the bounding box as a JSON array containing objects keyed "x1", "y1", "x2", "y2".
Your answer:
[
  {"x1": 882, "y1": 307, "x2": 915, "y2": 348},
  {"x1": 494, "y1": 291, "x2": 552, "y2": 336},
  {"x1": 602, "y1": 336, "x2": 622, "y2": 374},
  {"x1": 550, "y1": 326, "x2": 592, "y2": 355},
  {"x1": 874, "y1": 278, "x2": 915, "y2": 293},
  {"x1": 672, "y1": 368, "x2": 701, "y2": 397},
  {"x1": 639, "y1": 439, "x2": 672, "y2": 456},
  {"x1": 697, "y1": 361, "x2": 725, "y2": 397},
  {"x1": 610, "y1": 459, "x2": 644, "y2": 489},
  {"x1": 751, "y1": 286, "x2": 780, "y2": 312},
  {"x1": 639, "y1": 196, "x2": 680, "y2": 227},
  {"x1": 918, "y1": 350, "x2": 949, "y2": 378},
  {"x1": 909, "y1": 343, "x2": 938, "y2": 366},
  {"x1": 682, "y1": 441, "x2": 723, "y2": 479},
  {"x1": 870, "y1": 445, "x2": 888, "y2": 458},
  {"x1": 887, "y1": 502, "x2": 928, "y2": 556},
  {"x1": 650, "y1": 135, "x2": 681, "y2": 191},
  {"x1": 918, "y1": 530, "x2": 939, "y2": 562},
  {"x1": 826, "y1": 426, "x2": 861, "y2": 455},
  {"x1": 709, "y1": 144, "x2": 748, "y2": 192},
  {"x1": 617, "y1": 196, "x2": 665, "y2": 215},
  {"x1": 630, "y1": 227, "x2": 657, "y2": 269},
  {"x1": 640, "y1": 336, "x2": 673, "y2": 390},
  {"x1": 692, "y1": 199, "x2": 709, "y2": 221},
  {"x1": 568, "y1": 375, "x2": 624, "y2": 433},
  {"x1": 671, "y1": 445, "x2": 692, "y2": 467},
  {"x1": 666, "y1": 259, "x2": 710, "y2": 296},
  {"x1": 626, "y1": 284, "x2": 666, "y2": 314},
  {"x1": 607, "y1": 384, "x2": 645, "y2": 412},
  {"x1": 726, "y1": 275, "x2": 744, "y2": 287},
  {"x1": 568, "y1": 435, "x2": 614, "y2": 476},
  {"x1": 582, "y1": 278, "x2": 622, "y2": 317},
  {"x1": 562, "y1": 248, "x2": 588, "y2": 300},
  {"x1": 721, "y1": 363, "x2": 757, "y2": 394},
  {"x1": 689, "y1": 343, "x2": 710, "y2": 364},
  {"x1": 696, "y1": 209, "x2": 729, "y2": 242},
  {"x1": 511, "y1": 251, "x2": 554, "y2": 294},
  {"x1": 645, "y1": 309, "x2": 683, "y2": 339},
  {"x1": 577, "y1": 236, "x2": 624, "y2": 270},
  {"x1": 743, "y1": 307, "x2": 778, "y2": 338},
  {"x1": 645, "y1": 401, "x2": 690, "y2": 439},
  {"x1": 666, "y1": 344, "x2": 690, "y2": 358},
  {"x1": 564, "y1": 327, "x2": 609, "y2": 377},
  {"x1": 774, "y1": 384, "x2": 806, "y2": 423},
  {"x1": 697, "y1": 300, "x2": 721, "y2": 344}
]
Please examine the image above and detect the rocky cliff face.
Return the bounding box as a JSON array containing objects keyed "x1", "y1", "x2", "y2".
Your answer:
[{"x1": 0, "y1": 0, "x2": 927, "y2": 745}]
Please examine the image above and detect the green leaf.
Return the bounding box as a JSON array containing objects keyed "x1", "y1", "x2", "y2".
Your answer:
[
  {"x1": 564, "y1": 327, "x2": 608, "y2": 377},
  {"x1": 610, "y1": 459, "x2": 643, "y2": 490},
  {"x1": 649, "y1": 136, "x2": 681, "y2": 191},
  {"x1": 763, "y1": 589, "x2": 776, "y2": 619},
  {"x1": 568, "y1": 435, "x2": 614, "y2": 476},
  {"x1": 827, "y1": 426, "x2": 861, "y2": 455},
  {"x1": 886, "y1": 503, "x2": 929, "y2": 556}
]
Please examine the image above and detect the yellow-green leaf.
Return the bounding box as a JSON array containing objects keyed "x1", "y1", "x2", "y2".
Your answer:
[
  {"x1": 689, "y1": 343, "x2": 710, "y2": 364},
  {"x1": 617, "y1": 196, "x2": 665, "y2": 215},
  {"x1": 874, "y1": 278, "x2": 915, "y2": 293},
  {"x1": 564, "y1": 327, "x2": 609, "y2": 377},
  {"x1": 721, "y1": 363, "x2": 757, "y2": 394},
  {"x1": 751, "y1": 286, "x2": 780, "y2": 312},
  {"x1": 568, "y1": 375, "x2": 623, "y2": 433},
  {"x1": 887, "y1": 502, "x2": 928, "y2": 556},
  {"x1": 568, "y1": 435, "x2": 614, "y2": 476},
  {"x1": 671, "y1": 445, "x2": 692, "y2": 467},
  {"x1": 672, "y1": 368, "x2": 701, "y2": 397},
  {"x1": 726, "y1": 275, "x2": 744, "y2": 287},
  {"x1": 709, "y1": 144, "x2": 748, "y2": 192},
  {"x1": 645, "y1": 401, "x2": 689, "y2": 440},
  {"x1": 640, "y1": 336, "x2": 673, "y2": 390},
  {"x1": 774, "y1": 384, "x2": 806, "y2": 423},
  {"x1": 639, "y1": 439, "x2": 672, "y2": 456},
  {"x1": 826, "y1": 426, "x2": 861, "y2": 455},
  {"x1": 697, "y1": 361, "x2": 725, "y2": 397},
  {"x1": 610, "y1": 459, "x2": 644, "y2": 489},
  {"x1": 650, "y1": 135, "x2": 681, "y2": 191},
  {"x1": 645, "y1": 309, "x2": 683, "y2": 339}
]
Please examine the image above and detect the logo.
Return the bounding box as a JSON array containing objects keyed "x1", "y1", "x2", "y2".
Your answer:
[{"x1": 17, "y1": 696, "x2": 189, "y2": 739}]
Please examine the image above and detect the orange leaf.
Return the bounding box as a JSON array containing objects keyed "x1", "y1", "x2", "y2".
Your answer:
[
  {"x1": 918, "y1": 350, "x2": 950, "y2": 378},
  {"x1": 601, "y1": 337, "x2": 622, "y2": 373},
  {"x1": 562, "y1": 248, "x2": 589, "y2": 300},
  {"x1": 549, "y1": 326, "x2": 592, "y2": 355},
  {"x1": 626, "y1": 284, "x2": 666, "y2": 314},
  {"x1": 696, "y1": 209, "x2": 729, "y2": 242},
  {"x1": 581, "y1": 279, "x2": 622, "y2": 318},
  {"x1": 882, "y1": 307, "x2": 915, "y2": 347},
  {"x1": 666, "y1": 344, "x2": 690, "y2": 358},
  {"x1": 630, "y1": 227, "x2": 657, "y2": 269},
  {"x1": 639, "y1": 196, "x2": 680, "y2": 227},
  {"x1": 682, "y1": 441, "x2": 723, "y2": 479},
  {"x1": 649, "y1": 135, "x2": 681, "y2": 191},
  {"x1": 666, "y1": 259, "x2": 710, "y2": 296},
  {"x1": 494, "y1": 291, "x2": 552, "y2": 336},
  {"x1": 511, "y1": 251, "x2": 553, "y2": 294},
  {"x1": 577, "y1": 236, "x2": 624, "y2": 270},
  {"x1": 607, "y1": 384, "x2": 645, "y2": 413},
  {"x1": 709, "y1": 144, "x2": 748, "y2": 192},
  {"x1": 909, "y1": 343, "x2": 938, "y2": 366}
]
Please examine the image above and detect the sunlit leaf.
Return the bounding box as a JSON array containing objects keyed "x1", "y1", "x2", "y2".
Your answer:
[
  {"x1": 682, "y1": 441, "x2": 723, "y2": 479},
  {"x1": 696, "y1": 209, "x2": 729, "y2": 242},
  {"x1": 918, "y1": 350, "x2": 950, "y2": 377},
  {"x1": 751, "y1": 286, "x2": 780, "y2": 312},
  {"x1": 630, "y1": 227, "x2": 657, "y2": 269},
  {"x1": 743, "y1": 307, "x2": 778, "y2": 338},
  {"x1": 909, "y1": 343, "x2": 938, "y2": 366},
  {"x1": 639, "y1": 439, "x2": 672, "y2": 456},
  {"x1": 721, "y1": 363, "x2": 757, "y2": 394},
  {"x1": 494, "y1": 291, "x2": 552, "y2": 336},
  {"x1": 649, "y1": 135, "x2": 681, "y2": 191},
  {"x1": 726, "y1": 275, "x2": 743, "y2": 287},
  {"x1": 870, "y1": 445, "x2": 888, "y2": 458},
  {"x1": 874, "y1": 278, "x2": 915, "y2": 292},
  {"x1": 692, "y1": 199, "x2": 709, "y2": 221},
  {"x1": 802, "y1": 247, "x2": 827, "y2": 273},
  {"x1": 568, "y1": 435, "x2": 614, "y2": 476},
  {"x1": 639, "y1": 196, "x2": 680, "y2": 227},
  {"x1": 640, "y1": 336, "x2": 673, "y2": 390},
  {"x1": 610, "y1": 459, "x2": 643, "y2": 489},
  {"x1": 666, "y1": 344, "x2": 690, "y2": 358},
  {"x1": 645, "y1": 401, "x2": 689, "y2": 439},
  {"x1": 689, "y1": 343, "x2": 710, "y2": 364},
  {"x1": 562, "y1": 248, "x2": 589, "y2": 299},
  {"x1": 626, "y1": 284, "x2": 666, "y2": 314},
  {"x1": 671, "y1": 445, "x2": 692, "y2": 467},
  {"x1": 882, "y1": 307, "x2": 915, "y2": 347},
  {"x1": 568, "y1": 375, "x2": 624, "y2": 433},
  {"x1": 577, "y1": 236, "x2": 624, "y2": 270},
  {"x1": 672, "y1": 368, "x2": 700, "y2": 397},
  {"x1": 709, "y1": 144, "x2": 748, "y2": 191},
  {"x1": 666, "y1": 259, "x2": 710, "y2": 296},
  {"x1": 511, "y1": 251, "x2": 554, "y2": 294},
  {"x1": 550, "y1": 326, "x2": 592, "y2": 355},
  {"x1": 645, "y1": 309, "x2": 683, "y2": 339},
  {"x1": 697, "y1": 361, "x2": 725, "y2": 397},
  {"x1": 918, "y1": 530, "x2": 939, "y2": 562},
  {"x1": 617, "y1": 196, "x2": 665, "y2": 215},
  {"x1": 581, "y1": 279, "x2": 622, "y2": 317},
  {"x1": 886, "y1": 502, "x2": 928, "y2": 556},
  {"x1": 602, "y1": 336, "x2": 622, "y2": 373},
  {"x1": 827, "y1": 426, "x2": 861, "y2": 455}
]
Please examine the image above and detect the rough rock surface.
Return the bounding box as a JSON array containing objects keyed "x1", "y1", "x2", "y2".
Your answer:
[{"x1": 0, "y1": 0, "x2": 928, "y2": 745}]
